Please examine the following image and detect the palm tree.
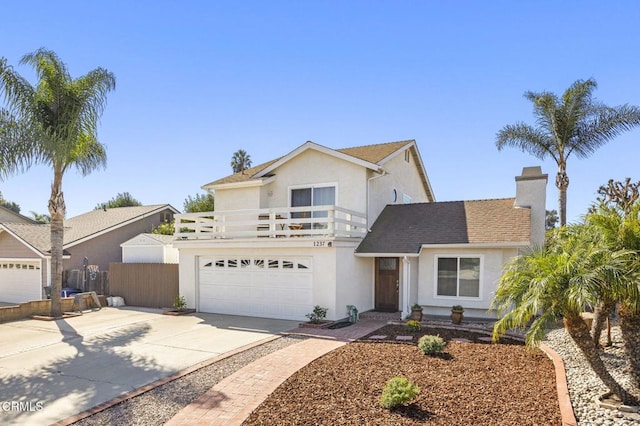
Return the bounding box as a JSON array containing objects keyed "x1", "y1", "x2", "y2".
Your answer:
[
  {"x1": 492, "y1": 226, "x2": 639, "y2": 405},
  {"x1": 0, "y1": 49, "x2": 115, "y2": 317},
  {"x1": 587, "y1": 201, "x2": 640, "y2": 384},
  {"x1": 230, "y1": 149, "x2": 252, "y2": 173},
  {"x1": 496, "y1": 79, "x2": 640, "y2": 226}
]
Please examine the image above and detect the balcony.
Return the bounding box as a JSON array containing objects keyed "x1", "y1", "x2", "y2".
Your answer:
[{"x1": 174, "y1": 205, "x2": 367, "y2": 240}]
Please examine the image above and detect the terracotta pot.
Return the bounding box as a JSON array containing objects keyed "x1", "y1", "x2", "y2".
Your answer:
[
  {"x1": 410, "y1": 309, "x2": 423, "y2": 321},
  {"x1": 451, "y1": 310, "x2": 463, "y2": 324}
]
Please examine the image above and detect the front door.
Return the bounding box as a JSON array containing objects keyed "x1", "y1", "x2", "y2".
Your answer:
[{"x1": 375, "y1": 257, "x2": 399, "y2": 312}]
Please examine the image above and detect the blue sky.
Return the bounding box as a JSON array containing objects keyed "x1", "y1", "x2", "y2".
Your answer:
[{"x1": 1, "y1": 1, "x2": 639, "y2": 222}]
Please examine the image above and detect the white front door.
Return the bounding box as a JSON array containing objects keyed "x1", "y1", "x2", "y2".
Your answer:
[
  {"x1": 197, "y1": 256, "x2": 313, "y2": 320},
  {"x1": 0, "y1": 260, "x2": 42, "y2": 304}
]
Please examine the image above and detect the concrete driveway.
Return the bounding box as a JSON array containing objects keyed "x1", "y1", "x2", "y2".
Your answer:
[{"x1": 0, "y1": 307, "x2": 298, "y2": 425}]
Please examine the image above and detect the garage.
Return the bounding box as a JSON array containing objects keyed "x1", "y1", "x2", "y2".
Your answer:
[
  {"x1": 0, "y1": 260, "x2": 43, "y2": 304},
  {"x1": 198, "y1": 256, "x2": 313, "y2": 320}
]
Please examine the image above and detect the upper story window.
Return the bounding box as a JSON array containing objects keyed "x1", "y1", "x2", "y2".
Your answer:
[
  {"x1": 160, "y1": 211, "x2": 173, "y2": 223},
  {"x1": 436, "y1": 256, "x2": 481, "y2": 298},
  {"x1": 290, "y1": 184, "x2": 336, "y2": 228}
]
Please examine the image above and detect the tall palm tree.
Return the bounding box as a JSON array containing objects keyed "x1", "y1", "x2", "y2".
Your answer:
[
  {"x1": 0, "y1": 49, "x2": 115, "y2": 317},
  {"x1": 492, "y1": 225, "x2": 639, "y2": 405},
  {"x1": 230, "y1": 149, "x2": 252, "y2": 173},
  {"x1": 496, "y1": 79, "x2": 640, "y2": 226}
]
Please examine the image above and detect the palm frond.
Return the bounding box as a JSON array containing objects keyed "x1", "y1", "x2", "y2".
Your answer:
[{"x1": 495, "y1": 122, "x2": 556, "y2": 161}]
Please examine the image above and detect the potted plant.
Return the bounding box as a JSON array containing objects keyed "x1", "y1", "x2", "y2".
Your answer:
[
  {"x1": 451, "y1": 305, "x2": 464, "y2": 324},
  {"x1": 410, "y1": 303, "x2": 423, "y2": 321}
]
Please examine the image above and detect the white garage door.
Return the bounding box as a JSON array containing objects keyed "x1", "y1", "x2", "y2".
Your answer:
[
  {"x1": 198, "y1": 256, "x2": 313, "y2": 320},
  {"x1": 0, "y1": 260, "x2": 42, "y2": 304}
]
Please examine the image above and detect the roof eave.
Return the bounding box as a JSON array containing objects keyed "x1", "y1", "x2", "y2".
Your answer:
[
  {"x1": 377, "y1": 141, "x2": 435, "y2": 202},
  {"x1": 419, "y1": 241, "x2": 531, "y2": 250},
  {"x1": 254, "y1": 141, "x2": 381, "y2": 179},
  {"x1": 354, "y1": 252, "x2": 420, "y2": 258},
  {"x1": 202, "y1": 175, "x2": 276, "y2": 192},
  {"x1": 64, "y1": 205, "x2": 180, "y2": 249},
  {"x1": 0, "y1": 224, "x2": 48, "y2": 257}
]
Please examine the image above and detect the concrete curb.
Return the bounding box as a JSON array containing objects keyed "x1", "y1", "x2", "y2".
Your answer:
[{"x1": 52, "y1": 334, "x2": 283, "y2": 426}]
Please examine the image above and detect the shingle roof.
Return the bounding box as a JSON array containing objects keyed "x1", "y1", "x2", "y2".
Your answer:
[
  {"x1": 1, "y1": 222, "x2": 53, "y2": 254},
  {"x1": 356, "y1": 198, "x2": 531, "y2": 254},
  {"x1": 1, "y1": 205, "x2": 176, "y2": 255},
  {"x1": 203, "y1": 140, "x2": 415, "y2": 187},
  {"x1": 64, "y1": 205, "x2": 174, "y2": 245},
  {"x1": 0, "y1": 205, "x2": 37, "y2": 224},
  {"x1": 337, "y1": 140, "x2": 415, "y2": 164}
]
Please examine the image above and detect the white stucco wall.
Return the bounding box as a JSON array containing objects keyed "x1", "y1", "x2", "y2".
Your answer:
[
  {"x1": 407, "y1": 256, "x2": 420, "y2": 312},
  {"x1": 177, "y1": 244, "x2": 348, "y2": 320},
  {"x1": 369, "y1": 147, "x2": 431, "y2": 224},
  {"x1": 417, "y1": 247, "x2": 519, "y2": 318},
  {"x1": 260, "y1": 149, "x2": 369, "y2": 214},
  {"x1": 163, "y1": 246, "x2": 179, "y2": 263},
  {"x1": 335, "y1": 245, "x2": 374, "y2": 319},
  {"x1": 515, "y1": 168, "x2": 548, "y2": 247},
  {"x1": 122, "y1": 245, "x2": 164, "y2": 263},
  {"x1": 215, "y1": 186, "x2": 261, "y2": 211},
  {"x1": 121, "y1": 235, "x2": 179, "y2": 264}
]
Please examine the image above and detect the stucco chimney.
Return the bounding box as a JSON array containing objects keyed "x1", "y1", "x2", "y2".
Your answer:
[{"x1": 515, "y1": 166, "x2": 548, "y2": 247}]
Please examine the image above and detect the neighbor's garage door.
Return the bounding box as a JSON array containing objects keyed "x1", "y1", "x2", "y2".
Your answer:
[
  {"x1": 0, "y1": 260, "x2": 42, "y2": 304},
  {"x1": 198, "y1": 256, "x2": 312, "y2": 320}
]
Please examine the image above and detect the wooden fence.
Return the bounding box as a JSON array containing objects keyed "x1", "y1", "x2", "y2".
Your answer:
[
  {"x1": 64, "y1": 270, "x2": 109, "y2": 295},
  {"x1": 108, "y1": 263, "x2": 179, "y2": 308}
]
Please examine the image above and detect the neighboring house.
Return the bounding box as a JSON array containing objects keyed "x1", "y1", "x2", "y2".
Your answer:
[
  {"x1": 121, "y1": 233, "x2": 179, "y2": 264},
  {"x1": 0, "y1": 206, "x2": 37, "y2": 224},
  {"x1": 0, "y1": 204, "x2": 178, "y2": 304},
  {"x1": 174, "y1": 139, "x2": 547, "y2": 322}
]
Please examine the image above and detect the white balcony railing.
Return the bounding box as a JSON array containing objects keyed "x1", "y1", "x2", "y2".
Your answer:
[{"x1": 174, "y1": 205, "x2": 367, "y2": 240}]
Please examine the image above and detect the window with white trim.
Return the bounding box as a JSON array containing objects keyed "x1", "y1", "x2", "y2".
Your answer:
[
  {"x1": 290, "y1": 184, "x2": 336, "y2": 229},
  {"x1": 436, "y1": 256, "x2": 480, "y2": 298}
]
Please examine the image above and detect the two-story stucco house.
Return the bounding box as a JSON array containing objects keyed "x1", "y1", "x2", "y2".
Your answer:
[{"x1": 174, "y1": 140, "x2": 547, "y2": 321}]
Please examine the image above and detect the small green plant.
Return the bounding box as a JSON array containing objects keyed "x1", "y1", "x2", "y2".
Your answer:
[
  {"x1": 305, "y1": 305, "x2": 328, "y2": 324},
  {"x1": 451, "y1": 304, "x2": 464, "y2": 312},
  {"x1": 173, "y1": 295, "x2": 187, "y2": 311},
  {"x1": 411, "y1": 303, "x2": 422, "y2": 311},
  {"x1": 418, "y1": 334, "x2": 446, "y2": 355},
  {"x1": 380, "y1": 377, "x2": 420, "y2": 409},
  {"x1": 405, "y1": 319, "x2": 421, "y2": 332}
]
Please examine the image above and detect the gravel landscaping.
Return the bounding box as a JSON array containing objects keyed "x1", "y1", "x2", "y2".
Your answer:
[
  {"x1": 72, "y1": 336, "x2": 305, "y2": 425},
  {"x1": 542, "y1": 326, "x2": 640, "y2": 426}
]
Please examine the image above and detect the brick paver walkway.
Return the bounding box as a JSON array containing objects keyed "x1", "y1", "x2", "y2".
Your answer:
[{"x1": 166, "y1": 319, "x2": 385, "y2": 426}]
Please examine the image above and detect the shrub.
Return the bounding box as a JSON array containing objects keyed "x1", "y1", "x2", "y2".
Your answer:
[
  {"x1": 418, "y1": 334, "x2": 446, "y2": 355},
  {"x1": 452, "y1": 304, "x2": 464, "y2": 312},
  {"x1": 173, "y1": 295, "x2": 187, "y2": 311},
  {"x1": 380, "y1": 377, "x2": 420, "y2": 409},
  {"x1": 305, "y1": 305, "x2": 328, "y2": 324},
  {"x1": 405, "y1": 319, "x2": 421, "y2": 332}
]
